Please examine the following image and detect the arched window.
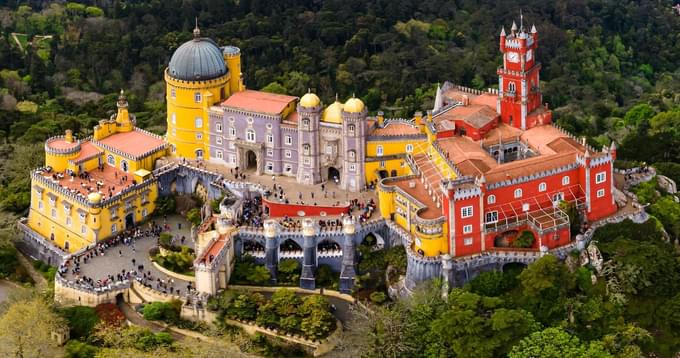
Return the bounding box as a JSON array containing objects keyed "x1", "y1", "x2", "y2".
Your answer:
[
  {"x1": 562, "y1": 176, "x2": 570, "y2": 186},
  {"x1": 538, "y1": 182, "x2": 547, "y2": 192},
  {"x1": 171, "y1": 113, "x2": 176, "y2": 125},
  {"x1": 376, "y1": 145, "x2": 384, "y2": 156},
  {"x1": 514, "y1": 188, "x2": 523, "y2": 199},
  {"x1": 170, "y1": 88, "x2": 176, "y2": 99},
  {"x1": 107, "y1": 155, "x2": 115, "y2": 166},
  {"x1": 302, "y1": 118, "x2": 310, "y2": 129},
  {"x1": 216, "y1": 122, "x2": 222, "y2": 132},
  {"x1": 303, "y1": 144, "x2": 311, "y2": 155},
  {"x1": 194, "y1": 92, "x2": 202, "y2": 103},
  {"x1": 246, "y1": 129, "x2": 255, "y2": 142},
  {"x1": 229, "y1": 127, "x2": 236, "y2": 137},
  {"x1": 195, "y1": 117, "x2": 203, "y2": 128},
  {"x1": 508, "y1": 82, "x2": 516, "y2": 93},
  {"x1": 348, "y1": 124, "x2": 355, "y2": 136},
  {"x1": 120, "y1": 160, "x2": 129, "y2": 172},
  {"x1": 195, "y1": 149, "x2": 204, "y2": 159},
  {"x1": 348, "y1": 150, "x2": 356, "y2": 160},
  {"x1": 487, "y1": 195, "x2": 496, "y2": 204},
  {"x1": 406, "y1": 144, "x2": 414, "y2": 153}
]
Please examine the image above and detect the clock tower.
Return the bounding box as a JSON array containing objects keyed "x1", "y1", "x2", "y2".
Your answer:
[{"x1": 497, "y1": 20, "x2": 550, "y2": 130}]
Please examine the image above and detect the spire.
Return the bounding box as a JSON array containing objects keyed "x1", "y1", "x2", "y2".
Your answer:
[
  {"x1": 335, "y1": 93, "x2": 339, "y2": 102},
  {"x1": 193, "y1": 17, "x2": 201, "y2": 39},
  {"x1": 609, "y1": 141, "x2": 617, "y2": 150},
  {"x1": 511, "y1": 21, "x2": 517, "y2": 33},
  {"x1": 531, "y1": 24, "x2": 537, "y2": 34},
  {"x1": 117, "y1": 89, "x2": 127, "y2": 108},
  {"x1": 519, "y1": 9, "x2": 524, "y2": 31},
  {"x1": 500, "y1": 26, "x2": 506, "y2": 36},
  {"x1": 433, "y1": 84, "x2": 443, "y2": 113}
]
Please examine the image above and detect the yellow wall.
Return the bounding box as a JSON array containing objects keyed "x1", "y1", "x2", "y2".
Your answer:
[
  {"x1": 165, "y1": 71, "x2": 230, "y2": 160},
  {"x1": 365, "y1": 158, "x2": 413, "y2": 184},
  {"x1": 28, "y1": 180, "x2": 159, "y2": 253},
  {"x1": 365, "y1": 138, "x2": 427, "y2": 157},
  {"x1": 46, "y1": 151, "x2": 79, "y2": 173}
]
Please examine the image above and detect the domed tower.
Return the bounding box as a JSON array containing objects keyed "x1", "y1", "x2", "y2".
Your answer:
[
  {"x1": 165, "y1": 23, "x2": 242, "y2": 160},
  {"x1": 297, "y1": 92, "x2": 323, "y2": 185},
  {"x1": 341, "y1": 96, "x2": 368, "y2": 192}
]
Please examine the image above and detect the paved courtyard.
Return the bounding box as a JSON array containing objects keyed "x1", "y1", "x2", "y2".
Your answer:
[{"x1": 64, "y1": 215, "x2": 195, "y2": 295}]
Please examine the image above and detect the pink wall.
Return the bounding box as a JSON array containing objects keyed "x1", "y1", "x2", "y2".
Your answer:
[{"x1": 263, "y1": 198, "x2": 350, "y2": 218}]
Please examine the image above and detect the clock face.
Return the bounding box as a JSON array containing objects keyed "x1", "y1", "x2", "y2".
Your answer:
[
  {"x1": 526, "y1": 49, "x2": 533, "y2": 62},
  {"x1": 507, "y1": 52, "x2": 520, "y2": 63}
]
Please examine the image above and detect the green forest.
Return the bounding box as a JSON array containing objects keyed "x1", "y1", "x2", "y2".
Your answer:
[{"x1": 0, "y1": 0, "x2": 680, "y2": 357}]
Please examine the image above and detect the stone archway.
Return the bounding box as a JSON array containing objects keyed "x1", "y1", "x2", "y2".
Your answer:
[
  {"x1": 246, "y1": 150, "x2": 257, "y2": 171},
  {"x1": 328, "y1": 167, "x2": 340, "y2": 184}
]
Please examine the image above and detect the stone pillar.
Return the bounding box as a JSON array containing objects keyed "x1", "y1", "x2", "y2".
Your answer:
[
  {"x1": 300, "y1": 218, "x2": 318, "y2": 290},
  {"x1": 440, "y1": 254, "x2": 454, "y2": 299},
  {"x1": 339, "y1": 216, "x2": 358, "y2": 293},
  {"x1": 263, "y1": 220, "x2": 279, "y2": 284}
]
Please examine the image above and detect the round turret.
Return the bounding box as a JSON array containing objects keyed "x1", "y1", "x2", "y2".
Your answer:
[
  {"x1": 344, "y1": 97, "x2": 365, "y2": 113},
  {"x1": 300, "y1": 92, "x2": 321, "y2": 108},
  {"x1": 322, "y1": 100, "x2": 344, "y2": 124},
  {"x1": 342, "y1": 215, "x2": 357, "y2": 235},
  {"x1": 302, "y1": 218, "x2": 317, "y2": 237},
  {"x1": 87, "y1": 192, "x2": 102, "y2": 204},
  {"x1": 168, "y1": 32, "x2": 227, "y2": 81},
  {"x1": 263, "y1": 220, "x2": 279, "y2": 239}
]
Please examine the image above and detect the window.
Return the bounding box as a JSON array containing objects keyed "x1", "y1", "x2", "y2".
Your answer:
[
  {"x1": 595, "y1": 172, "x2": 606, "y2": 184},
  {"x1": 216, "y1": 150, "x2": 223, "y2": 159},
  {"x1": 266, "y1": 149, "x2": 273, "y2": 157},
  {"x1": 266, "y1": 162, "x2": 273, "y2": 172},
  {"x1": 216, "y1": 136, "x2": 222, "y2": 145},
  {"x1": 379, "y1": 161, "x2": 386, "y2": 168},
  {"x1": 172, "y1": 129, "x2": 176, "y2": 136},
  {"x1": 461, "y1": 206, "x2": 473, "y2": 218},
  {"x1": 111, "y1": 224, "x2": 118, "y2": 233},
  {"x1": 120, "y1": 160, "x2": 128, "y2": 172},
  {"x1": 303, "y1": 144, "x2": 310, "y2": 155},
  {"x1": 463, "y1": 225, "x2": 473, "y2": 234},
  {"x1": 195, "y1": 117, "x2": 203, "y2": 128},
  {"x1": 348, "y1": 124, "x2": 355, "y2": 135},
  {"x1": 81, "y1": 225, "x2": 87, "y2": 234},
  {"x1": 464, "y1": 238, "x2": 473, "y2": 246},
  {"x1": 538, "y1": 182, "x2": 547, "y2": 192},
  {"x1": 552, "y1": 192, "x2": 564, "y2": 203},
  {"x1": 229, "y1": 154, "x2": 236, "y2": 164},
  {"x1": 229, "y1": 141, "x2": 235, "y2": 149},
  {"x1": 171, "y1": 113, "x2": 176, "y2": 124},
  {"x1": 406, "y1": 144, "x2": 414, "y2": 153},
  {"x1": 485, "y1": 211, "x2": 498, "y2": 223},
  {"x1": 302, "y1": 118, "x2": 310, "y2": 128},
  {"x1": 284, "y1": 164, "x2": 293, "y2": 173},
  {"x1": 194, "y1": 92, "x2": 202, "y2": 103},
  {"x1": 285, "y1": 150, "x2": 292, "y2": 158},
  {"x1": 349, "y1": 164, "x2": 356, "y2": 172},
  {"x1": 562, "y1": 176, "x2": 570, "y2": 186},
  {"x1": 246, "y1": 129, "x2": 256, "y2": 142},
  {"x1": 64, "y1": 241, "x2": 70, "y2": 251},
  {"x1": 376, "y1": 145, "x2": 384, "y2": 157},
  {"x1": 597, "y1": 189, "x2": 605, "y2": 198},
  {"x1": 216, "y1": 122, "x2": 222, "y2": 132},
  {"x1": 66, "y1": 217, "x2": 72, "y2": 227},
  {"x1": 514, "y1": 188, "x2": 523, "y2": 199},
  {"x1": 107, "y1": 155, "x2": 115, "y2": 166},
  {"x1": 51, "y1": 208, "x2": 57, "y2": 218},
  {"x1": 508, "y1": 82, "x2": 516, "y2": 93},
  {"x1": 487, "y1": 195, "x2": 496, "y2": 204},
  {"x1": 170, "y1": 88, "x2": 176, "y2": 99},
  {"x1": 348, "y1": 150, "x2": 356, "y2": 159},
  {"x1": 266, "y1": 134, "x2": 273, "y2": 144},
  {"x1": 142, "y1": 208, "x2": 148, "y2": 218},
  {"x1": 285, "y1": 135, "x2": 293, "y2": 145},
  {"x1": 38, "y1": 201, "x2": 43, "y2": 210},
  {"x1": 229, "y1": 127, "x2": 236, "y2": 137},
  {"x1": 247, "y1": 117, "x2": 254, "y2": 124},
  {"x1": 196, "y1": 132, "x2": 203, "y2": 140},
  {"x1": 303, "y1": 158, "x2": 310, "y2": 165},
  {"x1": 266, "y1": 123, "x2": 272, "y2": 129}
]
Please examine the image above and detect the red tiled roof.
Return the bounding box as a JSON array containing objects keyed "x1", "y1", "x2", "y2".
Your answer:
[
  {"x1": 41, "y1": 164, "x2": 137, "y2": 201},
  {"x1": 221, "y1": 90, "x2": 297, "y2": 115},
  {"x1": 98, "y1": 130, "x2": 165, "y2": 158},
  {"x1": 484, "y1": 152, "x2": 577, "y2": 184},
  {"x1": 73, "y1": 141, "x2": 103, "y2": 163},
  {"x1": 390, "y1": 177, "x2": 443, "y2": 220},
  {"x1": 435, "y1": 104, "x2": 498, "y2": 129},
  {"x1": 370, "y1": 122, "x2": 421, "y2": 136},
  {"x1": 47, "y1": 139, "x2": 79, "y2": 150}
]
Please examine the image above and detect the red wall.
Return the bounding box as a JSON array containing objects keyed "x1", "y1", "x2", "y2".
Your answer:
[
  {"x1": 263, "y1": 198, "x2": 349, "y2": 218},
  {"x1": 585, "y1": 163, "x2": 617, "y2": 221},
  {"x1": 452, "y1": 195, "x2": 483, "y2": 256}
]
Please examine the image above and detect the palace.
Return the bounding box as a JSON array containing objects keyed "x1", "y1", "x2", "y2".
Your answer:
[{"x1": 19, "y1": 19, "x2": 619, "y2": 290}]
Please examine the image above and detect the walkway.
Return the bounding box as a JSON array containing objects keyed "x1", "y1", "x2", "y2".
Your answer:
[{"x1": 63, "y1": 215, "x2": 195, "y2": 295}]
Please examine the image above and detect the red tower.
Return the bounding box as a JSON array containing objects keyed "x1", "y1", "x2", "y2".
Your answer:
[{"x1": 497, "y1": 20, "x2": 550, "y2": 130}]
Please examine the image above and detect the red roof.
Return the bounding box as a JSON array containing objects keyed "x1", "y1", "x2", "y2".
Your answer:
[
  {"x1": 98, "y1": 130, "x2": 165, "y2": 158},
  {"x1": 73, "y1": 142, "x2": 103, "y2": 163},
  {"x1": 222, "y1": 90, "x2": 297, "y2": 115},
  {"x1": 41, "y1": 164, "x2": 136, "y2": 201}
]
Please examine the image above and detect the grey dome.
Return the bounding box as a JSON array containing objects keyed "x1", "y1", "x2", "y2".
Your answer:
[{"x1": 168, "y1": 38, "x2": 227, "y2": 81}]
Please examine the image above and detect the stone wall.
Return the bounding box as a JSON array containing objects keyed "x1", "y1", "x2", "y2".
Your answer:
[{"x1": 54, "y1": 274, "x2": 129, "y2": 307}]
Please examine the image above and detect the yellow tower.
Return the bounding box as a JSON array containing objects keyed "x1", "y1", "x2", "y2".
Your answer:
[
  {"x1": 165, "y1": 24, "x2": 243, "y2": 160},
  {"x1": 115, "y1": 90, "x2": 133, "y2": 132}
]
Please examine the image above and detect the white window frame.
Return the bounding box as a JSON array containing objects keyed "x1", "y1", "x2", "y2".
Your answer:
[
  {"x1": 229, "y1": 127, "x2": 236, "y2": 137},
  {"x1": 284, "y1": 164, "x2": 293, "y2": 173},
  {"x1": 348, "y1": 124, "x2": 355, "y2": 136},
  {"x1": 285, "y1": 135, "x2": 293, "y2": 145},
  {"x1": 195, "y1": 117, "x2": 203, "y2": 128},
  {"x1": 485, "y1": 211, "x2": 499, "y2": 223},
  {"x1": 111, "y1": 223, "x2": 118, "y2": 233},
  {"x1": 216, "y1": 136, "x2": 222, "y2": 145},
  {"x1": 285, "y1": 150, "x2": 292, "y2": 158},
  {"x1": 595, "y1": 172, "x2": 606, "y2": 184},
  {"x1": 463, "y1": 224, "x2": 473, "y2": 234},
  {"x1": 406, "y1": 144, "x2": 414, "y2": 153},
  {"x1": 487, "y1": 195, "x2": 496, "y2": 204},
  {"x1": 171, "y1": 113, "x2": 176, "y2": 124},
  {"x1": 196, "y1": 132, "x2": 203, "y2": 140},
  {"x1": 120, "y1": 159, "x2": 129, "y2": 172},
  {"x1": 376, "y1": 145, "x2": 384, "y2": 157},
  {"x1": 66, "y1": 217, "x2": 72, "y2": 227},
  {"x1": 514, "y1": 188, "x2": 523, "y2": 199},
  {"x1": 194, "y1": 92, "x2": 202, "y2": 103},
  {"x1": 538, "y1": 182, "x2": 547, "y2": 192},
  {"x1": 597, "y1": 188, "x2": 605, "y2": 198},
  {"x1": 379, "y1": 160, "x2": 386, "y2": 168},
  {"x1": 81, "y1": 225, "x2": 87, "y2": 234},
  {"x1": 266, "y1": 149, "x2": 273, "y2": 157},
  {"x1": 461, "y1": 206, "x2": 473, "y2": 218},
  {"x1": 216, "y1": 122, "x2": 222, "y2": 133},
  {"x1": 246, "y1": 129, "x2": 256, "y2": 143},
  {"x1": 562, "y1": 175, "x2": 570, "y2": 186},
  {"x1": 463, "y1": 237, "x2": 473, "y2": 246},
  {"x1": 107, "y1": 155, "x2": 115, "y2": 166},
  {"x1": 349, "y1": 164, "x2": 356, "y2": 172},
  {"x1": 170, "y1": 88, "x2": 176, "y2": 99},
  {"x1": 51, "y1": 208, "x2": 57, "y2": 218},
  {"x1": 216, "y1": 150, "x2": 223, "y2": 159},
  {"x1": 266, "y1": 134, "x2": 274, "y2": 144},
  {"x1": 265, "y1": 162, "x2": 274, "y2": 172}
]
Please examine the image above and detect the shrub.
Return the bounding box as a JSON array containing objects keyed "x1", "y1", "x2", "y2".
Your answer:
[
  {"x1": 246, "y1": 265, "x2": 271, "y2": 285},
  {"x1": 0, "y1": 244, "x2": 18, "y2": 279},
  {"x1": 315, "y1": 264, "x2": 337, "y2": 288},
  {"x1": 158, "y1": 233, "x2": 174, "y2": 250},
  {"x1": 467, "y1": 270, "x2": 517, "y2": 297},
  {"x1": 133, "y1": 330, "x2": 174, "y2": 352},
  {"x1": 154, "y1": 195, "x2": 176, "y2": 215},
  {"x1": 153, "y1": 246, "x2": 195, "y2": 274},
  {"x1": 142, "y1": 301, "x2": 179, "y2": 323},
  {"x1": 277, "y1": 259, "x2": 300, "y2": 284},
  {"x1": 512, "y1": 231, "x2": 535, "y2": 248},
  {"x1": 64, "y1": 339, "x2": 98, "y2": 358},
  {"x1": 95, "y1": 303, "x2": 125, "y2": 326},
  {"x1": 369, "y1": 291, "x2": 387, "y2": 304},
  {"x1": 61, "y1": 306, "x2": 100, "y2": 339},
  {"x1": 186, "y1": 208, "x2": 202, "y2": 226}
]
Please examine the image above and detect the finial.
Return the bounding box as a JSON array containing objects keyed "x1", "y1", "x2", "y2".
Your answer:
[
  {"x1": 352, "y1": 92, "x2": 356, "y2": 98},
  {"x1": 511, "y1": 21, "x2": 517, "y2": 32},
  {"x1": 531, "y1": 24, "x2": 537, "y2": 34},
  {"x1": 307, "y1": 88, "x2": 311, "y2": 93},
  {"x1": 193, "y1": 17, "x2": 200, "y2": 39},
  {"x1": 520, "y1": 9, "x2": 524, "y2": 31},
  {"x1": 500, "y1": 26, "x2": 506, "y2": 36},
  {"x1": 335, "y1": 93, "x2": 338, "y2": 102}
]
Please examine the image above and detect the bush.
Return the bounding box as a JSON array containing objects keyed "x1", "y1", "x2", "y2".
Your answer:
[
  {"x1": 142, "y1": 301, "x2": 180, "y2": 323},
  {"x1": 133, "y1": 330, "x2": 174, "y2": 352},
  {"x1": 186, "y1": 207, "x2": 202, "y2": 226},
  {"x1": 64, "y1": 339, "x2": 98, "y2": 358},
  {"x1": 467, "y1": 270, "x2": 517, "y2": 297},
  {"x1": 246, "y1": 265, "x2": 271, "y2": 285},
  {"x1": 316, "y1": 264, "x2": 338, "y2": 288},
  {"x1": 154, "y1": 195, "x2": 176, "y2": 215},
  {"x1": 0, "y1": 244, "x2": 18, "y2": 279},
  {"x1": 369, "y1": 291, "x2": 387, "y2": 304},
  {"x1": 158, "y1": 233, "x2": 174, "y2": 250},
  {"x1": 277, "y1": 259, "x2": 300, "y2": 284},
  {"x1": 61, "y1": 306, "x2": 100, "y2": 339},
  {"x1": 512, "y1": 231, "x2": 535, "y2": 248},
  {"x1": 153, "y1": 246, "x2": 195, "y2": 274}
]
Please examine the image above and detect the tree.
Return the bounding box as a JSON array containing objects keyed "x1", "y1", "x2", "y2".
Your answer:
[
  {"x1": 518, "y1": 255, "x2": 575, "y2": 324},
  {"x1": 509, "y1": 327, "x2": 612, "y2": 358},
  {"x1": 466, "y1": 270, "x2": 516, "y2": 297},
  {"x1": 246, "y1": 265, "x2": 271, "y2": 285},
  {"x1": 300, "y1": 308, "x2": 334, "y2": 340},
  {"x1": 277, "y1": 259, "x2": 300, "y2": 284},
  {"x1": 142, "y1": 301, "x2": 179, "y2": 323},
  {"x1": 61, "y1": 306, "x2": 100, "y2": 339},
  {"x1": 0, "y1": 298, "x2": 66, "y2": 358},
  {"x1": 271, "y1": 289, "x2": 301, "y2": 317}
]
